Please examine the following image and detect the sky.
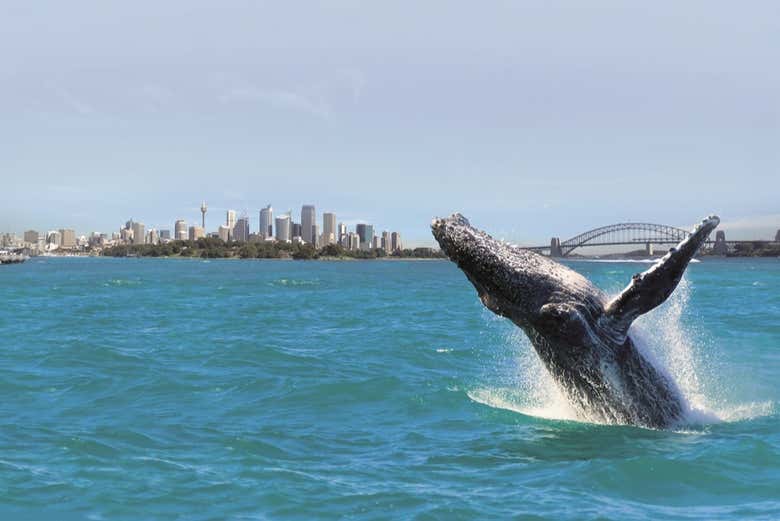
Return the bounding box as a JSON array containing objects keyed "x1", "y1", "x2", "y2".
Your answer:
[{"x1": 1, "y1": 1, "x2": 778, "y2": 245}]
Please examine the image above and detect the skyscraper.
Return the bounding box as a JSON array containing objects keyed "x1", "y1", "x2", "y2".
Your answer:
[
  {"x1": 133, "y1": 222, "x2": 146, "y2": 244},
  {"x1": 175, "y1": 220, "x2": 187, "y2": 241},
  {"x1": 337, "y1": 222, "x2": 347, "y2": 244},
  {"x1": 381, "y1": 231, "x2": 390, "y2": 252},
  {"x1": 24, "y1": 230, "x2": 39, "y2": 244},
  {"x1": 275, "y1": 215, "x2": 291, "y2": 242},
  {"x1": 233, "y1": 217, "x2": 250, "y2": 242},
  {"x1": 356, "y1": 224, "x2": 374, "y2": 251},
  {"x1": 189, "y1": 226, "x2": 205, "y2": 241},
  {"x1": 322, "y1": 212, "x2": 337, "y2": 245},
  {"x1": 259, "y1": 205, "x2": 273, "y2": 239},
  {"x1": 292, "y1": 222, "x2": 302, "y2": 239},
  {"x1": 391, "y1": 232, "x2": 402, "y2": 252},
  {"x1": 130, "y1": 223, "x2": 145, "y2": 245},
  {"x1": 218, "y1": 225, "x2": 231, "y2": 242},
  {"x1": 301, "y1": 205, "x2": 316, "y2": 244},
  {"x1": 348, "y1": 232, "x2": 360, "y2": 251},
  {"x1": 226, "y1": 210, "x2": 236, "y2": 239}
]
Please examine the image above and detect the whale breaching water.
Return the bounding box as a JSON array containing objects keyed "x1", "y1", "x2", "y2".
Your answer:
[{"x1": 431, "y1": 214, "x2": 720, "y2": 429}]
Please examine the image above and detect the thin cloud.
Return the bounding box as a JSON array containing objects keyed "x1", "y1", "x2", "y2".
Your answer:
[{"x1": 218, "y1": 86, "x2": 331, "y2": 119}]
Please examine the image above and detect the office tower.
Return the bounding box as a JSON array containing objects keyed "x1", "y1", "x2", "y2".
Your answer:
[
  {"x1": 200, "y1": 201, "x2": 208, "y2": 229},
  {"x1": 372, "y1": 236, "x2": 380, "y2": 249},
  {"x1": 148, "y1": 229, "x2": 159, "y2": 245},
  {"x1": 312, "y1": 224, "x2": 319, "y2": 248},
  {"x1": 356, "y1": 224, "x2": 374, "y2": 251},
  {"x1": 391, "y1": 232, "x2": 402, "y2": 252},
  {"x1": 24, "y1": 230, "x2": 39, "y2": 244},
  {"x1": 59, "y1": 229, "x2": 77, "y2": 248},
  {"x1": 322, "y1": 213, "x2": 337, "y2": 244},
  {"x1": 189, "y1": 226, "x2": 205, "y2": 241},
  {"x1": 381, "y1": 231, "x2": 390, "y2": 252},
  {"x1": 301, "y1": 205, "x2": 316, "y2": 244},
  {"x1": 218, "y1": 225, "x2": 231, "y2": 242},
  {"x1": 233, "y1": 217, "x2": 250, "y2": 242},
  {"x1": 259, "y1": 205, "x2": 273, "y2": 238},
  {"x1": 226, "y1": 210, "x2": 236, "y2": 239},
  {"x1": 120, "y1": 228, "x2": 133, "y2": 243},
  {"x1": 275, "y1": 215, "x2": 291, "y2": 242},
  {"x1": 348, "y1": 232, "x2": 360, "y2": 251},
  {"x1": 292, "y1": 222, "x2": 302, "y2": 239},
  {"x1": 175, "y1": 220, "x2": 187, "y2": 240},
  {"x1": 130, "y1": 223, "x2": 145, "y2": 246},
  {"x1": 337, "y1": 222, "x2": 347, "y2": 243},
  {"x1": 159, "y1": 230, "x2": 171, "y2": 241}
]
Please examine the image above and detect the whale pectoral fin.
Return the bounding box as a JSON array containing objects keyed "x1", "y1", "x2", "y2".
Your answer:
[{"x1": 604, "y1": 215, "x2": 720, "y2": 337}]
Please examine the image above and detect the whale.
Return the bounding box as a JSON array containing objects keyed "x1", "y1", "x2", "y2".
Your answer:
[{"x1": 431, "y1": 213, "x2": 719, "y2": 429}]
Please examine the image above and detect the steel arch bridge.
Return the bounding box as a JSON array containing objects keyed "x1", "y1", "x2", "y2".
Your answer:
[{"x1": 539, "y1": 222, "x2": 692, "y2": 257}]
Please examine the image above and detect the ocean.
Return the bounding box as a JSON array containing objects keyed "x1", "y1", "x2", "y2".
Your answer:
[{"x1": 0, "y1": 257, "x2": 778, "y2": 520}]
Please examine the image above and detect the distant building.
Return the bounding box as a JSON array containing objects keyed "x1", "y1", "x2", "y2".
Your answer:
[
  {"x1": 776, "y1": 229, "x2": 780, "y2": 242},
  {"x1": 301, "y1": 205, "x2": 316, "y2": 244},
  {"x1": 372, "y1": 236, "x2": 380, "y2": 249},
  {"x1": 322, "y1": 213, "x2": 337, "y2": 245},
  {"x1": 0, "y1": 233, "x2": 19, "y2": 248},
  {"x1": 24, "y1": 230, "x2": 39, "y2": 244},
  {"x1": 175, "y1": 220, "x2": 187, "y2": 241},
  {"x1": 356, "y1": 224, "x2": 374, "y2": 251},
  {"x1": 312, "y1": 224, "x2": 320, "y2": 248},
  {"x1": 233, "y1": 217, "x2": 250, "y2": 242},
  {"x1": 159, "y1": 229, "x2": 171, "y2": 241},
  {"x1": 337, "y1": 222, "x2": 347, "y2": 244},
  {"x1": 292, "y1": 222, "x2": 302, "y2": 240},
  {"x1": 348, "y1": 232, "x2": 360, "y2": 251},
  {"x1": 275, "y1": 215, "x2": 291, "y2": 242},
  {"x1": 60, "y1": 228, "x2": 77, "y2": 249},
  {"x1": 120, "y1": 227, "x2": 133, "y2": 243},
  {"x1": 130, "y1": 223, "x2": 145, "y2": 246},
  {"x1": 218, "y1": 225, "x2": 231, "y2": 242},
  {"x1": 259, "y1": 205, "x2": 273, "y2": 238},
  {"x1": 226, "y1": 210, "x2": 236, "y2": 239},
  {"x1": 189, "y1": 226, "x2": 205, "y2": 241},
  {"x1": 381, "y1": 231, "x2": 390, "y2": 252},
  {"x1": 391, "y1": 232, "x2": 402, "y2": 252},
  {"x1": 148, "y1": 229, "x2": 159, "y2": 245},
  {"x1": 88, "y1": 232, "x2": 103, "y2": 247}
]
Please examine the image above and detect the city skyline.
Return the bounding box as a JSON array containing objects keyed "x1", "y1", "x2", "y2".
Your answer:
[
  {"x1": 3, "y1": 201, "x2": 779, "y2": 248},
  {"x1": 1, "y1": 2, "x2": 777, "y2": 245}
]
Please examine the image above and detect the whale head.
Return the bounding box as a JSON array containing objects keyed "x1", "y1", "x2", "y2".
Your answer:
[{"x1": 430, "y1": 213, "x2": 594, "y2": 327}]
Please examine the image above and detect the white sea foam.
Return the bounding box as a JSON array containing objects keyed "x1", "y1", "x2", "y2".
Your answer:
[{"x1": 469, "y1": 273, "x2": 774, "y2": 428}]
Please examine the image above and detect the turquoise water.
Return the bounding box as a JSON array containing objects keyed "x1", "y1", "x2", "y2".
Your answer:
[{"x1": 0, "y1": 257, "x2": 778, "y2": 520}]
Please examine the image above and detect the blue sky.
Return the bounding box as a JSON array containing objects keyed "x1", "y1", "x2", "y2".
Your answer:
[{"x1": 1, "y1": 1, "x2": 777, "y2": 245}]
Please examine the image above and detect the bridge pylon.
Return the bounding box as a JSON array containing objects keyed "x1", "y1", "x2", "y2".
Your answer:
[{"x1": 550, "y1": 237, "x2": 562, "y2": 257}]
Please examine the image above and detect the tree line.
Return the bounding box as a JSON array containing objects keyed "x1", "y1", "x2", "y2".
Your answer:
[{"x1": 100, "y1": 238, "x2": 445, "y2": 260}]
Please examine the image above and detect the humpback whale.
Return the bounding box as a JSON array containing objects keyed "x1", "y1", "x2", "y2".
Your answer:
[{"x1": 431, "y1": 213, "x2": 719, "y2": 429}]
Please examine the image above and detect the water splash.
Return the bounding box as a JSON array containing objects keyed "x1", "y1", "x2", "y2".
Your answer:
[{"x1": 470, "y1": 274, "x2": 774, "y2": 428}]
